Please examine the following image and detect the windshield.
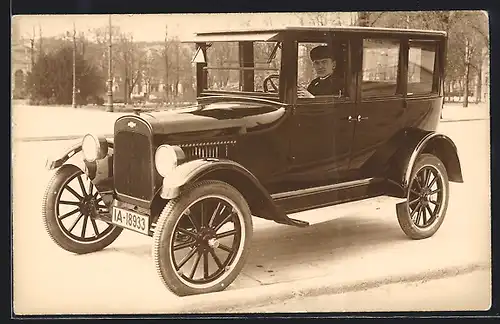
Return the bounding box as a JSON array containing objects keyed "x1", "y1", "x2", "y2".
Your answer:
[{"x1": 204, "y1": 41, "x2": 281, "y2": 93}]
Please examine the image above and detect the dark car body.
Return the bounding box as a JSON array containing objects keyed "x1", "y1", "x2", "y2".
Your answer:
[
  {"x1": 45, "y1": 26, "x2": 463, "y2": 296},
  {"x1": 79, "y1": 27, "x2": 459, "y2": 229}
]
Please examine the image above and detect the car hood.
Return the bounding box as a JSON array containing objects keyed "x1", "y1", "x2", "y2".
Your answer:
[{"x1": 139, "y1": 99, "x2": 288, "y2": 135}]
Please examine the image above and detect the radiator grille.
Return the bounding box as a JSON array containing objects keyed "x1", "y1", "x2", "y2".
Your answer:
[{"x1": 114, "y1": 131, "x2": 154, "y2": 200}]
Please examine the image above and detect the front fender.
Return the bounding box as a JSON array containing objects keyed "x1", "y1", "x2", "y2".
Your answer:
[
  {"x1": 45, "y1": 138, "x2": 114, "y2": 191},
  {"x1": 160, "y1": 159, "x2": 308, "y2": 227},
  {"x1": 160, "y1": 159, "x2": 264, "y2": 199},
  {"x1": 45, "y1": 140, "x2": 85, "y2": 171}
]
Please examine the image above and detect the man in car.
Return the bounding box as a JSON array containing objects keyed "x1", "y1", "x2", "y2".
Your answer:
[{"x1": 298, "y1": 45, "x2": 344, "y2": 98}]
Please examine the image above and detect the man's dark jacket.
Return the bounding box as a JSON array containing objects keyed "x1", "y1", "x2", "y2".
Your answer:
[{"x1": 307, "y1": 74, "x2": 344, "y2": 96}]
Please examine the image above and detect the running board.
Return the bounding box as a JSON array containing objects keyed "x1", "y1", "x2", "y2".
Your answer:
[
  {"x1": 273, "y1": 216, "x2": 310, "y2": 227},
  {"x1": 288, "y1": 196, "x2": 407, "y2": 226},
  {"x1": 271, "y1": 178, "x2": 387, "y2": 224}
]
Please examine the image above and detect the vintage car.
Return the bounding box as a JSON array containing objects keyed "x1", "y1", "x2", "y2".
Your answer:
[{"x1": 43, "y1": 26, "x2": 463, "y2": 296}]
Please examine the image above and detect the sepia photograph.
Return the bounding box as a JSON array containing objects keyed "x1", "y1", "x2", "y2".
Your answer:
[{"x1": 11, "y1": 10, "x2": 491, "y2": 315}]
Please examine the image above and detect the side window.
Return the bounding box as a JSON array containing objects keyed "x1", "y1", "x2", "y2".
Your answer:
[
  {"x1": 254, "y1": 42, "x2": 282, "y2": 92},
  {"x1": 206, "y1": 42, "x2": 240, "y2": 91},
  {"x1": 362, "y1": 39, "x2": 400, "y2": 98},
  {"x1": 297, "y1": 39, "x2": 347, "y2": 98},
  {"x1": 408, "y1": 41, "x2": 437, "y2": 95}
]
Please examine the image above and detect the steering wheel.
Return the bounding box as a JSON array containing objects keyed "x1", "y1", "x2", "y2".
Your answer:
[{"x1": 263, "y1": 74, "x2": 279, "y2": 93}]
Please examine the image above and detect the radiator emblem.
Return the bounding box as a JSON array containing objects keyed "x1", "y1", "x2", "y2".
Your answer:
[{"x1": 127, "y1": 121, "x2": 136, "y2": 128}]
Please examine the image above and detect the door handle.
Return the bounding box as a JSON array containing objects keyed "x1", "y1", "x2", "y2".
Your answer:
[{"x1": 347, "y1": 115, "x2": 368, "y2": 122}]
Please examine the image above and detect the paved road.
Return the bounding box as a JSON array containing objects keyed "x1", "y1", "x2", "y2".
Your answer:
[{"x1": 12, "y1": 119, "x2": 490, "y2": 314}]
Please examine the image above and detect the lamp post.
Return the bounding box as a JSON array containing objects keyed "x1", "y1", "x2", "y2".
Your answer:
[
  {"x1": 72, "y1": 22, "x2": 77, "y2": 108},
  {"x1": 106, "y1": 14, "x2": 114, "y2": 112}
]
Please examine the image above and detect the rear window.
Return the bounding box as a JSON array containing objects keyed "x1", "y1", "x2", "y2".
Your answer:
[{"x1": 407, "y1": 41, "x2": 437, "y2": 95}]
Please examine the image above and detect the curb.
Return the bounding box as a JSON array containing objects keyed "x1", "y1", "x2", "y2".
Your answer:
[
  {"x1": 440, "y1": 117, "x2": 489, "y2": 123},
  {"x1": 149, "y1": 262, "x2": 490, "y2": 314},
  {"x1": 13, "y1": 134, "x2": 114, "y2": 142}
]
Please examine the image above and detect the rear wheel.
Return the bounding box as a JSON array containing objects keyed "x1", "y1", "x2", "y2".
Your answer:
[
  {"x1": 397, "y1": 154, "x2": 449, "y2": 239},
  {"x1": 42, "y1": 164, "x2": 122, "y2": 254},
  {"x1": 153, "y1": 180, "x2": 253, "y2": 296}
]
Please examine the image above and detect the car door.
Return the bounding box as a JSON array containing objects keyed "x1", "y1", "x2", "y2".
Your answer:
[
  {"x1": 287, "y1": 37, "x2": 356, "y2": 185},
  {"x1": 290, "y1": 98, "x2": 355, "y2": 177},
  {"x1": 349, "y1": 37, "x2": 406, "y2": 175}
]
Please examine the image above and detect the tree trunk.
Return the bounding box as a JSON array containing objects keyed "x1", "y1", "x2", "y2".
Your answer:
[
  {"x1": 38, "y1": 25, "x2": 43, "y2": 58},
  {"x1": 463, "y1": 38, "x2": 470, "y2": 107},
  {"x1": 129, "y1": 47, "x2": 134, "y2": 101},
  {"x1": 30, "y1": 39, "x2": 35, "y2": 71},
  {"x1": 175, "y1": 43, "x2": 180, "y2": 99},
  {"x1": 164, "y1": 27, "x2": 169, "y2": 103},
  {"x1": 81, "y1": 38, "x2": 86, "y2": 58},
  {"x1": 124, "y1": 65, "x2": 128, "y2": 105},
  {"x1": 463, "y1": 62, "x2": 470, "y2": 107},
  {"x1": 475, "y1": 59, "x2": 482, "y2": 103},
  {"x1": 165, "y1": 55, "x2": 169, "y2": 102},
  {"x1": 137, "y1": 72, "x2": 142, "y2": 94}
]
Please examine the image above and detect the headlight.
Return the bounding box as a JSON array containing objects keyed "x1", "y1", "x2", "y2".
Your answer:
[
  {"x1": 155, "y1": 145, "x2": 184, "y2": 177},
  {"x1": 82, "y1": 134, "x2": 108, "y2": 162}
]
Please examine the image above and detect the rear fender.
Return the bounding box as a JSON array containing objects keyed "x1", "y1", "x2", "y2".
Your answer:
[
  {"x1": 403, "y1": 132, "x2": 463, "y2": 186},
  {"x1": 380, "y1": 130, "x2": 463, "y2": 197},
  {"x1": 161, "y1": 159, "x2": 308, "y2": 227},
  {"x1": 45, "y1": 138, "x2": 114, "y2": 192}
]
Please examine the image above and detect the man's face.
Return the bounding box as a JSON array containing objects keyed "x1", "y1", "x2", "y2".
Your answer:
[{"x1": 312, "y1": 58, "x2": 335, "y2": 78}]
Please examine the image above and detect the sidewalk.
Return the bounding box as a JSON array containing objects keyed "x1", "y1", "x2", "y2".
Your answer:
[
  {"x1": 12, "y1": 104, "x2": 125, "y2": 142},
  {"x1": 440, "y1": 101, "x2": 490, "y2": 123},
  {"x1": 11, "y1": 102, "x2": 490, "y2": 142}
]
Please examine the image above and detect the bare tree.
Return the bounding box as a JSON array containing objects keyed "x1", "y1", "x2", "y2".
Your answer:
[
  {"x1": 445, "y1": 11, "x2": 488, "y2": 106},
  {"x1": 118, "y1": 35, "x2": 149, "y2": 103},
  {"x1": 296, "y1": 12, "x2": 343, "y2": 26},
  {"x1": 88, "y1": 25, "x2": 149, "y2": 103}
]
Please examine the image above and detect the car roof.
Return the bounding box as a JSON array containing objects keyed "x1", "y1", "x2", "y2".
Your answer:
[{"x1": 183, "y1": 26, "x2": 447, "y2": 42}]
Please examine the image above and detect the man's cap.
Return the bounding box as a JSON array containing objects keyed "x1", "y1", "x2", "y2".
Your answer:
[{"x1": 310, "y1": 45, "x2": 334, "y2": 61}]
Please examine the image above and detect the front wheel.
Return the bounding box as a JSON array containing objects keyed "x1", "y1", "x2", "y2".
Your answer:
[
  {"x1": 42, "y1": 164, "x2": 123, "y2": 254},
  {"x1": 397, "y1": 153, "x2": 450, "y2": 239},
  {"x1": 153, "y1": 180, "x2": 253, "y2": 296}
]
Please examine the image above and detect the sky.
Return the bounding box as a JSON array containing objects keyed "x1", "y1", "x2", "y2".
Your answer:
[{"x1": 12, "y1": 12, "x2": 356, "y2": 42}]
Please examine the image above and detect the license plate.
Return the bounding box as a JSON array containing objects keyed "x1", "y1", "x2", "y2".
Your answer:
[{"x1": 112, "y1": 207, "x2": 149, "y2": 235}]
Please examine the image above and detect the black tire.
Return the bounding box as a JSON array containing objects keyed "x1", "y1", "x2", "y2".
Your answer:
[
  {"x1": 397, "y1": 153, "x2": 450, "y2": 239},
  {"x1": 153, "y1": 180, "x2": 253, "y2": 296},
  {"x1": 42, "y1": 164, "x2": 123, "y2": 254}
]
